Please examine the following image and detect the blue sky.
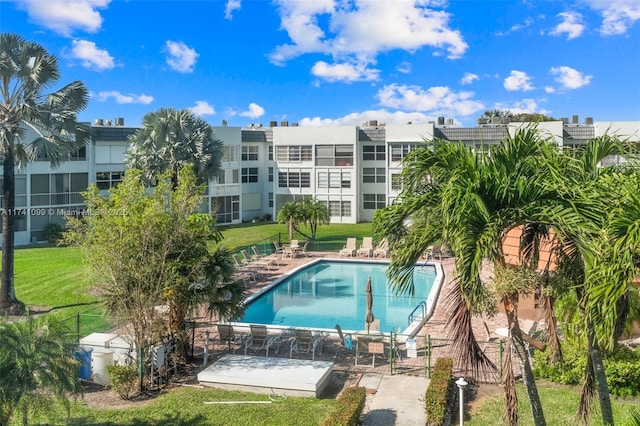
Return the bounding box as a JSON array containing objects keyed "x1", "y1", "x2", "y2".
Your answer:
[{"x1": 2, "y1": 0, "x2": 639, "y2": 128}]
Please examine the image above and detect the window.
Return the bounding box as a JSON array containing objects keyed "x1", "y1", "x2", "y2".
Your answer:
[
  {"x1": 268, "y1": 192, "x2": 273, "y2": 208},
  {"x1": 390, "y1": 143, "x2": 417, "y2": 162},
  {"x1": 96, "y1": 171, "x2": 123, "y2": 190},
  {"x1": 317, "y1": 171, "x2": 351, "y2": 188},
  {"x1": 391, "y1": 174, "x2": 402, "y2": 191},
  {"x1": 327, "y1": 200, "x2": 351, "y2": 217},
  {"x1": 278, "y1": 171, "x2": 311, "y2": 188},
  {"x1": 268, "y1": 167, "x2": 274, "y2": 182},
  {"x1": 70, "y1": 146, "x2": 86, "y2": 161},
  {"x1": 363, "y1": 145, "x2": 385, "y2": 161},
  {"x1": 232, "y1": 169, "x2": 239, "y2": 184},
  {"x1": 222, "y1": 145, "x2": 238, "y2": 162},
  {"x1": 211, "y1": 195, "x2": 240, "y2": 224},
  {"x1": 275, "y1": 146, "x2": 312, "y2": 162},
  {"x1": 268, "y1": 146, "x2": 273, "y2": 161},
  {"x1": 363, "y1": 194, "x2": 386, "y2": 210},
  {"x1": 242, "y1": 145, "x2": 259, "y2": 161},
  {"x1": 363, "y1": 168, "x2": 385, "y2": 183},
  {"x1": 241, "y1": 167, "x2": 259, "y2": 183},
  {"x1": 30, "y1": 173, "x2": 88, "y2": 206},
  {"x1": 315, "y1": 145, "x2": 354, "y2": 166},
  {"x1": 216, "y1": 169, "x2": 225, "y2": 184}
]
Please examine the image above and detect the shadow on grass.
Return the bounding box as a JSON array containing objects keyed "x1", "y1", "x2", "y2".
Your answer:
[{"x1": 68, "y1": 412, "x2": 207, "y2": 426}]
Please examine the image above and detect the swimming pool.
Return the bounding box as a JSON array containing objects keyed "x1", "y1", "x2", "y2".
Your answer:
[{"x1": 241, "y1": 259, "x2": 442, "y2": 333}]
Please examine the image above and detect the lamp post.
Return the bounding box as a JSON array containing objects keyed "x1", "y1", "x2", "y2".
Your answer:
[{"x1": 455, "y1": 377, "x2": 468, "y2": 425}]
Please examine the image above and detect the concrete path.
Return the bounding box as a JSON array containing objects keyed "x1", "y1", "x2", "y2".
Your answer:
[{"x1": 360, "y1": 373, "x2": 430, "y2": 426}]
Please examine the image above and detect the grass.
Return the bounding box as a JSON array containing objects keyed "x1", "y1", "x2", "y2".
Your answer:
[
  {"x1": 466, "y1": 381, "x2": 639, "y2": 425},
  {"x1": 12, "y1": 387, "x2": 335, "y2": 426}
]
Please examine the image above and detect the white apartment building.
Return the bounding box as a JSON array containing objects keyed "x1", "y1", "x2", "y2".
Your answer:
[{"x1": 2, "y1": 115, "x2": 638, "y2": 246}]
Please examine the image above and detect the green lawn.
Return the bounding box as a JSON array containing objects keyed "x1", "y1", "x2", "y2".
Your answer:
[
  {"x1": 466, "y1": 381, "x2": 639, "y2": 425},
  {"x1": 11, "y1": 386, "x2": 335, "y2": 426}
]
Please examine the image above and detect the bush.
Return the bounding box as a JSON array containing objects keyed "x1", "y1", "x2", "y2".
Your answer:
[
  {"x1": 106, "y1": 364, "x2": 138, "y2": 400},
  {"x1": 425, "y1": 357, "x2": 453, "y2": 426},
  {"x1": 323, "y1": 386, "x2": 366, "y2": 426},
  {"x1": 534, "y1": 340, "x2": 640, "y2": 396},
  {"x1": 43, "y1": 222, "x2": 64, "y2": 244}
]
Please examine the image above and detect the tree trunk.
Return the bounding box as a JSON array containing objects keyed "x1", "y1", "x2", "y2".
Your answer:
[
  {"x1": 504, "y1": 293, "x2": 546, "y2": 426},
  {"x1": 288, "y1": 216, "x2": 294, "y2": 240},
  {"x1": 0, "y1": 144, "x2": 23, "y2": 313},
  {"x1": 587, "y1": 330, "x2": 614, "y2": 425}
]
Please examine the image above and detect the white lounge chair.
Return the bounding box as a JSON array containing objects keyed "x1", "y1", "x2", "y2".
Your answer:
[
  {"x1": 357, "y1": 237, "x2": 374, "y2": 257},
  {"x1": 339, "y1": 238, "x2": 357, "y2": 257},
  {"x1": 373, "y1": 239, "x2": 389, "y2": 258}
]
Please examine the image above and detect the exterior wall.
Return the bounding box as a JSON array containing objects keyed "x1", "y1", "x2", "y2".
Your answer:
[{"x1": 1, "y1": 118, "x2": 639, "y2": 244}]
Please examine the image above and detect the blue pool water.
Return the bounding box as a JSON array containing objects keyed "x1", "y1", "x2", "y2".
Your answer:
[{"x1": 241, "y1": 260, "x2": 436, "y2": 332}]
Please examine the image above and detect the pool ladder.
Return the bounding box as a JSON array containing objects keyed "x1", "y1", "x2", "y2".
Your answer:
[{"x1": 408, "y1": 301, "x2": 427, "y2": 325}]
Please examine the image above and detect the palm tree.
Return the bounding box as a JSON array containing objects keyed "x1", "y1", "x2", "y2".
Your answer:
[
  {"x1": 373, "y1": 127, "x2": 566, "y2": 425},
  {"x1": 0, "y1": 316, "x2": 82, "y2": 426},
  {"x1": 300, "y1": 198, "x2": 329, "y2": 239},
  {"x1": 0, "y1": 33, "x2": 89, "y2": 314},
  {"x1": 277, "y1": 201, "x2": 302, "y2": 240},
  {"x1": 125, "y1": 107, "x2": 223, "y2": 188}
]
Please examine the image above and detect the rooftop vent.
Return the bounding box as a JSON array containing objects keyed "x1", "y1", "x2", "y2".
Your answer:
[
  {"x1": 369, "y1": 120, "x2": 378, "y2": 127},
  {"x1": 269, "y1": 121, "x2": 278, "y2": 127},
  {"x1": 585, "y1": 116, "x2": 594, "y2": 125},
  {"x1": 437, "y1": 117, "x2": 445, "y2": 125},
  {"x1": 446, "y1": 118, "x2": 454, "y2": 125},
  {"x1": 477, "y1": 117, "x2": 488, "y2": 125},
  {"x1": 94, "y1": 118, "x2": 104, "y2": 126},
  {"x1": 281, "y1": 121, "x2": 289, "y2": 127},
  {"x1": 561, "y1": 117, "x2": 568, "y2": 124},
  {"x1": 105, "y1": 119, "x2": 112, "y2": 126},
  {"x1": 572, "y1": 115, "x2": 579, "y2": 124},
  {"x1": 115, "y1": 117, "x2": 124, "y2": 126},
  {"x1": 292, "y1": 122, "x2": 298, "y2": 127}
]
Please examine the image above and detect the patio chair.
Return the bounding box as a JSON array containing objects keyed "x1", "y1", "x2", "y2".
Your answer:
[
  {"x1": 289, "y1": 329, "x2": 324, "y2": 360},
  {"x1": 335, "y1": 324, "x2": 353, "y2": 359},
  {"x1": 357, "y1": 237, "x2": 374, "y2": 257},
  {"x1": 273, "y1": 241, "x2": 284, "y2": 256},
  {"x1": 339, "y1": 238, "x2": 357, "y2": 257},
  {"x1": 298, "y1": 241, "x2": 310, "y2": 257},
  {"x1": 244, "y1": 324, "x2": 281, "y2": 357},
  {"x1": 215, "y1": 324, "x2": 245, "y2": 353},
  {"x1": 373, "y1": 239, "x2": 389, "y2": 258},
  {"x1": 251, "y1": 245, "x2": 278, "y2": 267}
]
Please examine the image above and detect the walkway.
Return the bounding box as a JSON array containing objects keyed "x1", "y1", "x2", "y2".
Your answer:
[{"x1": 360, "y1": 373, "x2": 429, "y2": 426}]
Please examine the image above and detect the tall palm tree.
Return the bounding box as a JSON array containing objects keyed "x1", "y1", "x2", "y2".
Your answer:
[
  {"x1": 374, "y1": 127, "x2": 566, "y2": 425},
  {"x1": 0, "y1": 33, "x2": 89, "y2": 313},
  {"x1": 277, "y1": 201, "x2": 303, "y2": 240},
  {"x1": 0, "y1": 316, "x2": 82, "y2": 426},
  {"x1": 125, "y1": 108, "x2": 223, "y2": 188}
]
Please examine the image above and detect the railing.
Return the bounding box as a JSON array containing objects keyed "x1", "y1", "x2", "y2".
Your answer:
[{"x1": 408, "y1": 301, "x2": 427, "y2": 325}]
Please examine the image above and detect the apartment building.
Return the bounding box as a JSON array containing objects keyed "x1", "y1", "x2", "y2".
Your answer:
[{"x1": 2, "y1": 115, "x2": 638, "y2": 246}]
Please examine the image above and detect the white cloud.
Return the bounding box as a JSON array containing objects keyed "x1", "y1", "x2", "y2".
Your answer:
[
  {"x1": 311, "y1": 61, "x2": 379, "y2": 82},
  {"x1": 298, "y1": 109, "x2": 437, "y2": 127},
  {"x1": 545, "y1": 86, "x2": 556, "y2": 94},
  {"x1": 165, "y1": 40, "x2": 199, "y2": 73},
  {"x1": 460, "y1": 72, "x2": 479, "y2": 85},
  {"x1": 585, "y1": 0, "x2": 640, "y2": 35},
  {"x1": 376, "y1": 83, "x2": 484, "y2": 117},
  {"x1": 239, "y1": 103, "x2": 265, "y2": 119},
  {"x1": 550, "y1": 11, "x2": 585, "y2": 39},
  {"x1": 397, "y1": 61, "x2": 412, "y2": 74},
  {"x1": 15, "y1": 0, "x2": 109, "y2": 37},
  {"x1": 94, "y1": 91, "x2": 154, "y2": 104},
  {"x1": 496, "y1": 17, "x2": 534, "y2": 36},
  {"x1": 504, "y1": 70, "x2": 535, "y2": 91},
  {"x1": 270, "y1": 0, "x2": 467, "y2": 83},
  {"x1": 550, "y1": 66, "x2": 593, "y2": 89},
  {"x1": 492, "y1": 99, "x2": 549, "y2": 116},
  {"x1": 190, "y1": 101, "x2": 215, "y2": 116},
  {"x1": 224, "y1": 0, "x2": 241, "y2": 20},
  {"x1": 68, "y1": 39, "x2": 115, "y2": 71}
]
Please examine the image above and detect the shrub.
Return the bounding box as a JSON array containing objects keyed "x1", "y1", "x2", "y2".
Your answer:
[
  {"x1": 43, "y1": 222, "x2": 64, "y2": 244},
  {"x1": 425, "y1": 357, "x2": 453, "y2": 426},
  {"x1": 323, "y1": 386, "x2": 366, "y2": 426},
  {"x1": 106, "y1": 364, "x2": 138, "y2": 400},
  {"x1": 534, "y1": 340, "x2": 640, "y2": 396}
]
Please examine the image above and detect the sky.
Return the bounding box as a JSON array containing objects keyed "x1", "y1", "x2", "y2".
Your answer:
[{"x1": 1, "y1": 0, "x2": 639, "y2": 128}]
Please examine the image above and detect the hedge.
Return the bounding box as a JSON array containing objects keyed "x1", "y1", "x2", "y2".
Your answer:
[
  {"x1": 323, "y1": 386, "x2": 367, "y2": 426},
  {"x1": 425, "y1": 357, "x2": 453, "y2": 426}
]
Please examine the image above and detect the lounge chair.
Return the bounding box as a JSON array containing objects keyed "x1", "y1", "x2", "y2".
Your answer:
[
  {"x1": 357, "y1": 237, "x2": 374, "y2": 257},
  {"x1": 273, "y1": 241, "x2": 284, "y2": 256},
  {"x1": 339, "y1": 238, "x2": 357, "y2": 257},
  {"x1": 244, "y1": 324, "x2": 281, "y2": 357},
  {"x1": 298, "y1": 241, "x2": 310, "y2": 257},
  {"x1": 251, "y1": 245, "x2": 278, "y2": 267},
  {"x1": 215, "y1": 324, "x2": 245, "y2": 353},
  {"x1": 335, "y1": 324, "x2": 353, "y2": 358},
  {"x1": 373, "y1": 239, "x2": 389, "y2": 258},
  {"x1": 289, "y1": 329, "x2": 324, "y2": 360}
]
